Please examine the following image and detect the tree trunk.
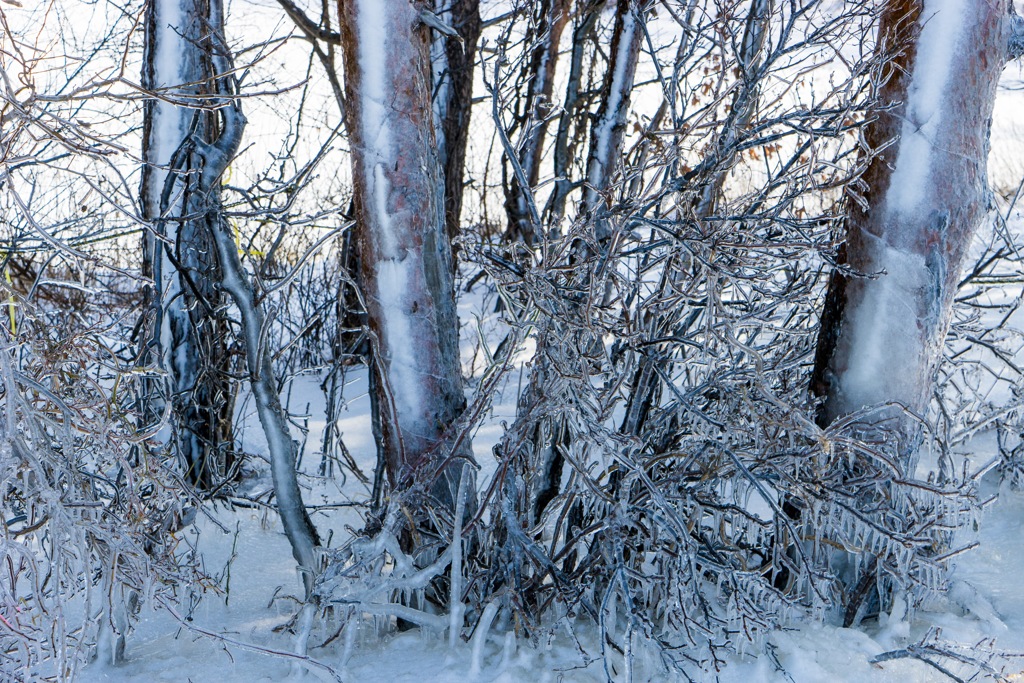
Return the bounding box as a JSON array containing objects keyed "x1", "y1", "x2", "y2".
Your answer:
[
  {"x1": 812, "y1": 0, "x2": 1015, "y2": 472},
  {"x1": 143, "y1": 0, "x2": 320, "y2": 610},
  {"x1": 431, "y1": 0, "x2": 482, "y2": 259},
  {"x1": 581, "y1": 0, "x2": 645, "y2": 240},
  {"x1": 195, "y1": 1, "x2": 322, "y2": 609},
  {"x1": 503, "y1": 0, "x2": 570, "y2": 245},
  {"x1": 141, "y1": 0, "x2": 235, "y2": 491},
  {"x1": 545, "y1": 0, "x2": 601, "y2": 232},
  {"x1": 340, "y1": 0, "x2": 472, "y2": 510}
]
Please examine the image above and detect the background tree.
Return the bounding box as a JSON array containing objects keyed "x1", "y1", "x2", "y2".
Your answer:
[
  {"x1": 140, "y1": 0, "x2": 236, "y2": 491},
  {"x1": 432, "y1": 0, "x2": 482, "y2": 255}
]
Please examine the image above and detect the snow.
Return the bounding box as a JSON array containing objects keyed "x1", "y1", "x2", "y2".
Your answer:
[
  {"x1": 149, "y1": 0, "x2": 186, "y2": 187},
  {"x1": 73, "y1": 361, "x2": 1024, "y2": 683},
  {"x1": 375, "y1": 254, "x2": 423, "y2": 433},
  {"x1": 885, "y1": 0, "x2": 966, "y2": 216},
  {"x1": 28, "y1": 2, "x2": 1024, "y2": 681},
  {"x1": 354, "y1": 1, "x2": 391, "y2": 161}
]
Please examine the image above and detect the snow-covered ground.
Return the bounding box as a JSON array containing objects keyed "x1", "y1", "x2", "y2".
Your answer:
[{"x1": 72, "y1": 358, "x2": 1024, "y2": 683}]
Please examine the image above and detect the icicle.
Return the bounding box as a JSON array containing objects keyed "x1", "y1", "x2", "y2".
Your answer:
[
  {"x1": 469, "y1": 600, "x2": 500, "y2": 678},
  {"x1": 341, "y1": 616, "x2": 357, "y2": 667},
  {"x1": 449, "y1": 463, "x2": 470, "y2": 650},
  {"x1": 500, "y1": 630, "x2": 516, "y2": 670},
  {"x1": 289, "y1": 602, "x2": 317, "y2": 677}
]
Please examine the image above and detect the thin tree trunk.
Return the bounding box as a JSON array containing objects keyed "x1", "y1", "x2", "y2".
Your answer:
[
  {"x1": 141, "y1": 0, "x2": 234, "y2": 491},
  {"x1": 431, "y1": 0, "x2": 482, "y2": 259},
  {"x1": 581, "y1": 0, "x2": 646, "y2": 240},
  {"x1": 622, "y1": 0, "x2": 771, "y2": 441},
  {"x1": 525, "y1": 2, "x2": 648, "y2": 522},
  {"x1": 340, "y1": 0, "x2": 472, "y2": 510},
  {"x1": 812, "y1": 0, "x2": 1016, "y2": 473},
  {"x1": 694, "y1": 0, "x2": 770, "y2": 216},
  {"x1": 545, "y1": 0, "x2": 602, "y2": 233},
  {"x1": 503, "y1": 0, "x2": 570, "y2": 245}
]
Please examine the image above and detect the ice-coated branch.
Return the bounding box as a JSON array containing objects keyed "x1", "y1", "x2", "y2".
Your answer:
[
  {"x1": 203, "y1": 0, "x2": 320, "y2": 603},
  {"x1": 448, "y1": 462, "x2": 470, "y2": 648},
  {"x1": 159, "y1": 601, "x2": 343, "y2": 681},
  {"x1": 468, "y1": 600, "x2": 499, "y2": 677}
]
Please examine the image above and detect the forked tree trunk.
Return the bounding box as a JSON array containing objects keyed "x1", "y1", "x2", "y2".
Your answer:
[
  {"x1": 144, "y1": 0, "x2": 319, "y2": 613},
  {"x1": 340, "y1": 0, "x2": 472, "y2": 510},
  {"x1": 141, "y1": 0, "x2": 234, "y2": 491},
  {"x1": 812, "y1": 0, "x2": 1019, "y2": 472}
]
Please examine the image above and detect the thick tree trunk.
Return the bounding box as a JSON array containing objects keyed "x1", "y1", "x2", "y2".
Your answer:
[
  {"x1": 812, "y1": 0, "x2": 1013, "y2": 472},
  {"x1": 141, "y1": 0, "x2": 234, "y2": 491},
  {"x1": 340, "y1": 0, "x2": 472, "y2": 509}
]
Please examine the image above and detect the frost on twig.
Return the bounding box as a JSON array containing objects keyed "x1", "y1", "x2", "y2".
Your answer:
[
  {"x1": 0, "y1": 301, "x2": 199, "y2": 678},
  {"x1": 318, "y1": 496, "x2": 457, "y2": 634}
]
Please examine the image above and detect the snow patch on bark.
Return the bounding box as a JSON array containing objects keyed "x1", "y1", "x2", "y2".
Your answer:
[
  {"x1": 838, "y1": 233, "x2": 930, "y2": 413},
  {"x1": 376, "y1": 260, "x2": 423, "y2": 425},
  {"x1": 355, "y1": 1, "x2": 392, "y2": 161},
  {"x1": 150, "y1": 0, "x2": 186, "y2": 162},
  {"x1": 147, "y1": 0, "x2": 192, "y2": 442},
  {"x1": 886, "y1": 0, "x2": 966, "y2": 216}
]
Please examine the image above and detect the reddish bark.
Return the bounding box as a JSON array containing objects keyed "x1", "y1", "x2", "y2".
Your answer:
[
  {"x1": 339, "y1": 0, "x2": 470, "y2": 506},
  {"x1": 812, "y1": 0, "x2": 1011, "y2": 468}
]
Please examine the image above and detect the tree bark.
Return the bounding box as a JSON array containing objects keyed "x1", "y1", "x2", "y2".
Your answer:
[
  {"x1": 143, "y1": 0, "x2": 320, "y2": 607},
  {"x1": 812, "y1": 0, "x2": 1013, "y2": 472},
  {"x1": 545, "y1": 0, "x2": 602, "y2": 232},
  {"x1": 339, "y1": 0, "x2": 472, "y2": 509},
  {"x1": 141, "y1": 0, "x2": 235, "y2": 491}
]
